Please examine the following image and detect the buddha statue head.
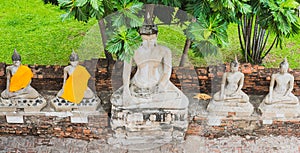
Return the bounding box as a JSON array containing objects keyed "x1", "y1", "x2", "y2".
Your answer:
[
  {"x1": 139, "y1": 24, "x2": 158, "y2": 48},
  {"x1": 69, "y1": 50, "x2": 79, "y2": 67},
  {"x1": 12, "y1": 49, "x2": 21, "y2": 67},
  {"x1": 230, "y1": 55, "x2": 239, "y2": 72},
  {"x1": 279, "y1": 57, "x2": 289, "y2": 73}
]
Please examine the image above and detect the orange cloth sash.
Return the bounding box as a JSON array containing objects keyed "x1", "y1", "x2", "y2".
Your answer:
[
  {"x1": 9, "y1": 65, "x2": 33, "y2": 92},
  {"x1": 61, "y1": 65, "x2": 91, "y2": 104}
]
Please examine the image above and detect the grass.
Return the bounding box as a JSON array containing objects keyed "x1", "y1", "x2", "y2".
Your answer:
[
  {"x1": 189, "y1": 24, "x2": 300, "y2": 69},
  {"x1": 0, "y1": 0, "x2": 299, "y2": 69},
  {"x1": 0, "y1": 0, "x2": 97, "y2": 65}
]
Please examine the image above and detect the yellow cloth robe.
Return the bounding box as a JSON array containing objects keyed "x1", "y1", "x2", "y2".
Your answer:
[
  {"x1": 9, "y1": 65, "x2": 33, "y2": 92},
  {"x1": 61, "y1": 65, "x2": 91, "y2": 104}
]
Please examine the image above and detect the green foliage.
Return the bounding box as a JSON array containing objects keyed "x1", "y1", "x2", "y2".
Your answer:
[
  {"x1": 59, "y1": 0, "x2": 105, "y2": 22},
  {"x1": 106, "y1": 27, "x2": 142, "y2": 62},
  {"x1": 185, "y1": 12, "x2": 228, "y2": 56},
  {"x1": 238, "y1": 0, "x2": 300, "y2": 64},
  {"x1": 105, "y1": 0, "x2": 144, "y2": 61},
  {"x1": 0, "y1": 0, "x2": 96, "y2": 65},
  {"x1": 111, "y1": 0, "x2": 144, "y2": 28}
]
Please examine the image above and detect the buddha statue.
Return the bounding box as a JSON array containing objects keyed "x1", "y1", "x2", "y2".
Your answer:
[
  {"x1": 1, "y1": 49, "x2": 40, "y2": 99},
  {"x1": 260, "y1": 58, "x2": 298, "y2": 105},
  {"x1": 108, "y1": 24, "x2": 189, "y2": 147},
  {"x1": 56, "y1": 51, "x2": 95, "y2": 104},
  {"x1": 259, "y1": 58, "x2": 300, "y2": 118},
  {"x1": 51, "y1": 51, "x2": 100, "y2": 112},
  {"x1": 213, "y1": 56, "x2": 249, "y2": 103},
  {"x1": 207, "y1": 57, "x2": 253, "y2": 117},
  {"x1": 111, "y1": 25, "x2": 189, "y2": 109}
]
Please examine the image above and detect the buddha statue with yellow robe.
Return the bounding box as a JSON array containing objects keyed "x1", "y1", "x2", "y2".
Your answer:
[
  {"x1": 0, "y1": 49, "x2": 46, "y2": 112},
  {"x1": 56, "y1": 51, "x2": 95, "y2": 104},
  {"x1": 1, "y1": 50, "x2": 39, "y2": 99},
  {"x1": 51, "y1": 51, "x2": 100, "y2": 112}
]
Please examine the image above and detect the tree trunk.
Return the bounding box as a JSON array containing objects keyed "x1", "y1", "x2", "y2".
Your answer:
[
  {"x1": 98, "y1": 19, "x2": 113, "y2": 66},
  {"x1": 144, "y1": 4, "x2": 155, "y2": 25},
  {"x1": 179, "y1": 38, "x2": 191, "y2": 67}
]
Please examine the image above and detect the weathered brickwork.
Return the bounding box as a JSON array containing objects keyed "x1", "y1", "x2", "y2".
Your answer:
[
  {"x1": 0, "y1": 114, "x2": 110, "y2": 141},
  {"x1": 1, "y1": 59, "x2": 299, "y2": 95},
  {"x1": 187, "y1": 116, "x2": 300, "y2": 138}
]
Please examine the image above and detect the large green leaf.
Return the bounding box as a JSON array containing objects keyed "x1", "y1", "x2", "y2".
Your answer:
[{"x1": 106, "y1": 27, "x2": 142, "y2": 62}]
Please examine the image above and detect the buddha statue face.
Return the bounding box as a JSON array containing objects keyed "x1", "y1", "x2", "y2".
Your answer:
[
  {"x1": 13, "y1": 60, "x2": 21, "y2": 67},
  {"x1": 70, "y1": 61, "x2": 79, "y2": 67},
  {"x1": 279, "y1": 62, "x2": 288, "y2": 73},
  {"x1": 230, "y1": 61, "x2": 239, "y2": 72},
  {"x1": 139, "y1": 24, "x2": 158, "y2": 48},
  {"x1": 141, "y1": 34, "x2": 157, "y2": 48},
  {"x1": 69, "y1": 50, "x2": 79, "y2": 67}
]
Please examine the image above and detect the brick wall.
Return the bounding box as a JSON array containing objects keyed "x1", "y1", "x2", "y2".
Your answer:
[
  {"x1": 187, "y1": 116, "x2": 300, "y2": 138},
  {"x1": 0, "y1": 113, "x2": 110, "y2": 141},
  {"x1": 1, "y1": 58, "x2": 299, "y2": 95}
]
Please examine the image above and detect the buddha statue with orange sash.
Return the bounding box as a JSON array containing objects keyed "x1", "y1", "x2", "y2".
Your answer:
[
  {"x1": 56, "y1": 51, "x2": 95, "y2": 104},
  {"x1": 1, "y1": 50, "x2": 40, "y2": 99}
]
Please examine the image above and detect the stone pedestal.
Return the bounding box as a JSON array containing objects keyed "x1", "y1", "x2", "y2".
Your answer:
[
  {"x1": 108, "y1": 105, "x2": 188, "y2": 150},
  {"x1": 50, "y1": 96, "x2": 101, "y2": 112},
  {"x1": 259, "y1": 102, "x2": 300, "y2": 119},
  {"x1": 0, "y1": 97, "x2": 47, "y2": 112},
  {"x1": 207, "y1": 100, "x2": 254, "y2": 117}
]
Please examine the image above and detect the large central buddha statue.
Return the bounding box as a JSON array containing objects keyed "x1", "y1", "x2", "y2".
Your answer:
[
  {"x1": 109, "y1": 24, "x2": 189, "y2": 148},
  {"x1": 111, "y1": 24, "x2": 188, "y2": 109}
]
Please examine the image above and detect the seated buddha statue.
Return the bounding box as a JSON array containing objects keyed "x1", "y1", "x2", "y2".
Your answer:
[
  {"x1": 213, "y1": 56, "x2": 249, "y2": 103},
  {"x1": 207, "y1": 57, "x2": 253, "y2": 117},
  {"x1": 1, "y1": 49, "x2": 40, "y2": 99},
  {"x1": 111, "y1": 24, "x2": 189, "y2": 109},
  {"x1": 261, "y1": 58, "x2": 298, "y2": 105},
  {"x1": 56, "y1": 51, "x2": 95, "y2": 104}
]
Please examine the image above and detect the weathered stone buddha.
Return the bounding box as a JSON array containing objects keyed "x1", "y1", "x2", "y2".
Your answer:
[
  {"x1": 259, "y1": 58, "x2": 300, "y2": 118},
  {"x1": 109, "y1": 25, "x2": 189, "y2": 149},
  {"x1": 0, "y1": 49, "x2": 46, "y2": 112},
  {"x1": 111, "y1": 25, "x2": 189, "y2": 109},
  {"x1": 51, "y1": 51, "x2": 100, "y2": 112},
  {"x1": 56, "y1": 51, "x2": 94, "y2": 103},
  {"x1": 1, "y1": 50, "x2": 39, "y2": 99},
  {"x1": 207, "y1": 57, "x2": 253, "y2": 117}
]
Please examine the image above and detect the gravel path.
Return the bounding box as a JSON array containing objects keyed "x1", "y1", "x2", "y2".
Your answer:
[{"x1": 0, "y1": 135, "x2": 299, "y2": 153}]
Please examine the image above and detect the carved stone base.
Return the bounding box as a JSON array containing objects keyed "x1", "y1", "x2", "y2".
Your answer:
[
  {"x1": 108, "y1": 105, "x2": 188, "y2": 150},
  {"x1": 259, "y1": 102, "x2": 300, "y2": 118},
  {"x1": 207, "y1": 100, "x2": 254, "y2": 117},
  {"x1": 50, "y1": 96, "x2": 101, "y2": 112},
  {"x1": 0, "y1": 97, "x2": 47, "y2": 112}
]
